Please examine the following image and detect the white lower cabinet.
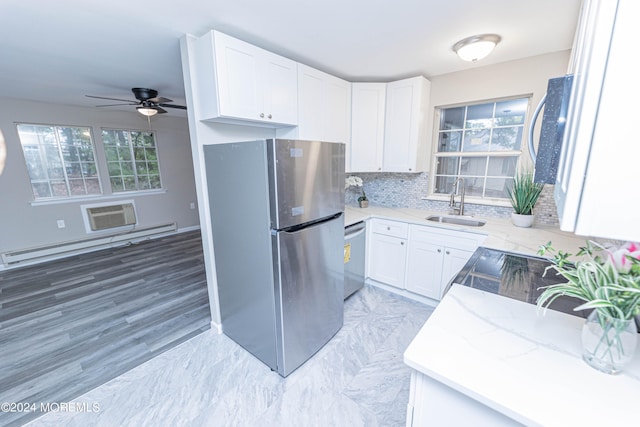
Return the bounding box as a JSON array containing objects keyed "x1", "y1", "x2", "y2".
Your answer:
[
  {"x1": 367, "y1": 219, "x2": 485, "y2": 301},
  {"x1": 405, "y1": 240, "x2": 444, "y2": 300},
  {"x1": 406, "y1": 225, "x2": 482, "y2": 300},
  {"x1": 441, "y1": 247, "x2": 474, "y2": 291},
  {"x1": 367, "y1": 219, "x2": 408, "y2": 288}
]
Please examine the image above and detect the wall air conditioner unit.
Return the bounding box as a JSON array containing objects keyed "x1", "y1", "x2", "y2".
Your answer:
[{"x1": 86, "y1": 203, "x2": 137, "y2": 231}]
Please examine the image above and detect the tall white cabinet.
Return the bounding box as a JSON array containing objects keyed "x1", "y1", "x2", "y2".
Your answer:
[{"x1": 349, "y1": 76, "x2": 430, "y2": 173}]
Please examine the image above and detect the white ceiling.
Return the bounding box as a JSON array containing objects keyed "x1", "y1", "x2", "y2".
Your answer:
[{"x1": 0, "y1": 0, "x2": 582, "y2": 116}]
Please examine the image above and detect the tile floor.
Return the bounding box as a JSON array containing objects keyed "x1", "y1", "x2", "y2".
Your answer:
[{"x1": 26, "y1": 285, "x2": 434, "y2": 427}]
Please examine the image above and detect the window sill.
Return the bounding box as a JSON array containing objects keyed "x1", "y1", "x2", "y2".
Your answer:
[{"x1": 30, "y1": 189, "x2": 167, "y2": 206}]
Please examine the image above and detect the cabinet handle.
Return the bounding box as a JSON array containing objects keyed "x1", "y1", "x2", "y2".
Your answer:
[
  {"x1": 260, "y1": 113, "x2": 265, "y2": 118},
  {"x1": 408, "y1": 168, "x2": 412, "y2": 171},
  {"x1": 387, "y1": 227, "x2": 391, "y2": 230},
  {"x1": 437, "y1": 249, "x2": 442, "y2": 253},
  {"x1": 401, "y1": 241, "x2": 404, "y2": 245},
  {"x1": 268, "y1": 114, "x2": 272, "y2": 119},
  {"x1": 446, "y1": 251, "x2": 450, "y2": 255},
  {"x1": 378, "y1": 167, "x2": 381, "y2": 171}
]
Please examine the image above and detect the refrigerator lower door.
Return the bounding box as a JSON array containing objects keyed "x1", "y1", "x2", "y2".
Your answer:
[{"x1": 272, "y1": 213, "x2": 344, "y2": 376}]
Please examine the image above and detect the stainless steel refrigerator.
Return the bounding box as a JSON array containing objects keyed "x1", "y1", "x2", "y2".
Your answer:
[{"x1": 203, "y1": 139, "x2": 345, "y2": 377}]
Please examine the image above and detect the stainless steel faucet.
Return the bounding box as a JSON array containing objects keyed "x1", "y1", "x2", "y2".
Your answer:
[{"x1": 449, "y1": 177, "x2": 465, "y2": 216}]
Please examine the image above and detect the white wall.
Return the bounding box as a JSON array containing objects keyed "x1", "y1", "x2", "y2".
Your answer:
[{"x1": 0, "y1": 98, "x2": 199, "y2": 253}]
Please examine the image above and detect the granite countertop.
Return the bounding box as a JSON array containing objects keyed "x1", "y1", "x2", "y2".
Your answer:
[
  {"x1": 403, "y1": 285, "x2": 640, "y2": 425},
  {"x1": 344, "y1": 204, "x2": 587, "y2": 257}
]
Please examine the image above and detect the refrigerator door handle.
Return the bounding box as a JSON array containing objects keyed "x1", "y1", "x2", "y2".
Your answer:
[{"x1": 279, "y1": 212, "x2": 343, "y2": 234}]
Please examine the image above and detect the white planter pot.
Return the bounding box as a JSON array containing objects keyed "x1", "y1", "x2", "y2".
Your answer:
[{"x1": 511, "y1": 213, "x2": 535, "y2": 228}]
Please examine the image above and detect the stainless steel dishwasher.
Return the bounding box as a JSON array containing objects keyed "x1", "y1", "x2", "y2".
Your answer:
[{"x1": 344, "y1": 221, "x2": 366, "y2": 299}]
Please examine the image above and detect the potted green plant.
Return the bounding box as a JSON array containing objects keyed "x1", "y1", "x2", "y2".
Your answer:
[
  {"x1": 537, "y1": 241, "x2": 640, "y2": 374},
  {"x1": 506, "y1": 169, "x2": 544, "y2": 228},
  {"x1": 345, "y1": 175, "x2": 368, "y2": 208}
]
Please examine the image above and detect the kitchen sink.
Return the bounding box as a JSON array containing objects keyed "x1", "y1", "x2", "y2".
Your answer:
[{"x1": 426, "y1": 215, "x2": 486, "y2": 227}]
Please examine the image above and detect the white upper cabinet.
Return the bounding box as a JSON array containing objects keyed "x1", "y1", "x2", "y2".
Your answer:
[
  {"x1": 193, "y1": 30, "x2": 298, "y2": 127},
  {"x1": 383, "y1": 76, "x2": 430, "y2": 172},
  {"x1": 323, "y1": 73, "x2": 352, "y2": 146},
  {"x1": 278, "y1": 64, "x2": 351, "y2": 160},
  {"x1": 350, "y1": 76, "x2": 430, "y2": 173},
  {"x1": 350, "y1": 83, "x2": 386, "y2": 172},
  {"x1": 555, "y1": 0, "x2": 638, "y2": 241}
]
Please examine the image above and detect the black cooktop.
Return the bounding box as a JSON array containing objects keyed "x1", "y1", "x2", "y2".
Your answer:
[{"x1": 447, "y1": 247, "x2": 588, "y2": 319}]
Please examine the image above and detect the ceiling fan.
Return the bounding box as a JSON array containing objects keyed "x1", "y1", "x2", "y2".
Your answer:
[{"x1": 86, "y1": 88, "x2": 187, "y2": 116}]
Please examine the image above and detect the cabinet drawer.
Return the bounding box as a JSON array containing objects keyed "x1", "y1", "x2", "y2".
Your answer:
[{"x1": 371, "y1": 219, "x2": 409, "y2": 238}]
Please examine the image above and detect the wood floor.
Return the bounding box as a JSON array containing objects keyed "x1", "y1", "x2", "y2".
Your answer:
[{"x1": 0, "y1": 231, "x2": 210, "y2": 427}]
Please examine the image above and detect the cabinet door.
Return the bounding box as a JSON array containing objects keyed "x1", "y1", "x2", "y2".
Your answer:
[
  {"x1": 405, "y1": 240, "x2": 444, "y2": 300},
  {"x1": 368, "y1": 233, "x2": 407, "y2": 288},
  {"x1": 261, "y1": 52, "x2": 298, "y2": 125},
  {"x1": 294, "y1": 64, "x2": 351, "y2": 145},
  {"x1": 567, "y1": 0, "x2": 639, "y2": 241},
  {"x1": 296, "y1": 65, "x2": 325, "y2": 139},
  {"x1": 324, "y1": 76, "x2": 351, "y2": 143},
  {"x1": 555, "y1": 0, "x2": 618, "y2": 233},
  {"x1": 383, "y1": 76, "x2": 429, "y2": 172},
  {"x1": 350, "y1": 83, "x2": 385, "y2": 172},
  {"x1": 441, "y1": 247, "x2": 474, "y2": 298},
  {"x1": 213, "y1": 31, "x2": 262, "y2": 121}
]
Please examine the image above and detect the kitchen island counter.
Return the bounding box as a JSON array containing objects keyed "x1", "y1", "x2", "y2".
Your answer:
[{"x1": 403, "y1": 284, "x2": 640, "y2": 426}]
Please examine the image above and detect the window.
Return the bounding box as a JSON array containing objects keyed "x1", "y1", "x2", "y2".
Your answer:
[
  {"x1": 432, "y1": 97, "x2": 529, "y2": 201},
  {"x1": 102, "y1": 129, "x2": 162, "y2": 192},
  {"x1": 16, "y1": 124, "x2": 101, "y2": 199}
]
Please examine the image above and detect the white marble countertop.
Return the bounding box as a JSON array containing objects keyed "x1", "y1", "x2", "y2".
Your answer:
[
  {"x1": 404, "y1": 285, "x2": 640, "y2": 426},
  {"x1": 345, "y1": 204, "x2": 587, "y2": 257}
]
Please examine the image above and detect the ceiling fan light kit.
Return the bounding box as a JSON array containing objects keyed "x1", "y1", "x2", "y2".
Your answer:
[
  {"x1": 453, "y1": 34, "x2": 501, "y2": 62},
  {"x1": 137, "y1": 106, "x2": 158, "y2": 116}
]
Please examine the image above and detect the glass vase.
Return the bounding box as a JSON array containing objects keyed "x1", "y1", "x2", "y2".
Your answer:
[{"x1": 581, "y1": 310, "x2": 638, "y2": 374}]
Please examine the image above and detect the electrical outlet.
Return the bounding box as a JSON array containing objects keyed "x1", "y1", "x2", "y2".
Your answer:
[
  {"x1": 57, "y1": 219, "x2": 65, "y2": 229},
  {"x1": 189, "y1": 202, "x2": 196, "y2": 210}
]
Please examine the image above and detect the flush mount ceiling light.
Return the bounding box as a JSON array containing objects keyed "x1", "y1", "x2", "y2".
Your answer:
[
  {"x1": 137, "y1": 106, "x2": 158, "y2": 117},
  {"x1": 453, "y1": 34, "x2": 502, "y2": 62}
]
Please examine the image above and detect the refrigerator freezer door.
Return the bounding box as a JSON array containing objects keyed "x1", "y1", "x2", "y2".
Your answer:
[
  {"x1": 268, "y1": 139, "x2": 345, "y2": 230},
  {"x1": 272, "y1": 213, "x2": 344, "y2": 376}
]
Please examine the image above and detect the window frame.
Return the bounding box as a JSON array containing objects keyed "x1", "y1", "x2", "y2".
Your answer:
[
  {"x1": 15, "y1": 122, "x2": 103, "y2": 201},
  {"x1": 428, "y1": 95, "x2": 532, "y2": 206},
  {"x1": 101, "y1": 128, "x2": 164, "y2": 194}
]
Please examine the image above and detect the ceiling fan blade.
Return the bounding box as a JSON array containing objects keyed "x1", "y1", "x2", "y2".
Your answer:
[
  {"x1": 95, "y1": 103, "x2": 139, "y2": 107},
  {"x1": 148, "y1": 96, "x2": 172, "y2": 104},
  {"x1": 86, "y1": 94, "x2": 137, "y2": 104},
  {"x1": 158, "y1": 103, "x2": 187, "y2": 110},
  {"x1": 155, "y1": 107, "x2": 168, "y2": 114}
]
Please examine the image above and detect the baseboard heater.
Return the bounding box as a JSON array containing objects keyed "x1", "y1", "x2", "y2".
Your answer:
[{"x1": 1, "y1": 222, "x2": 177, "y2": 267}]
